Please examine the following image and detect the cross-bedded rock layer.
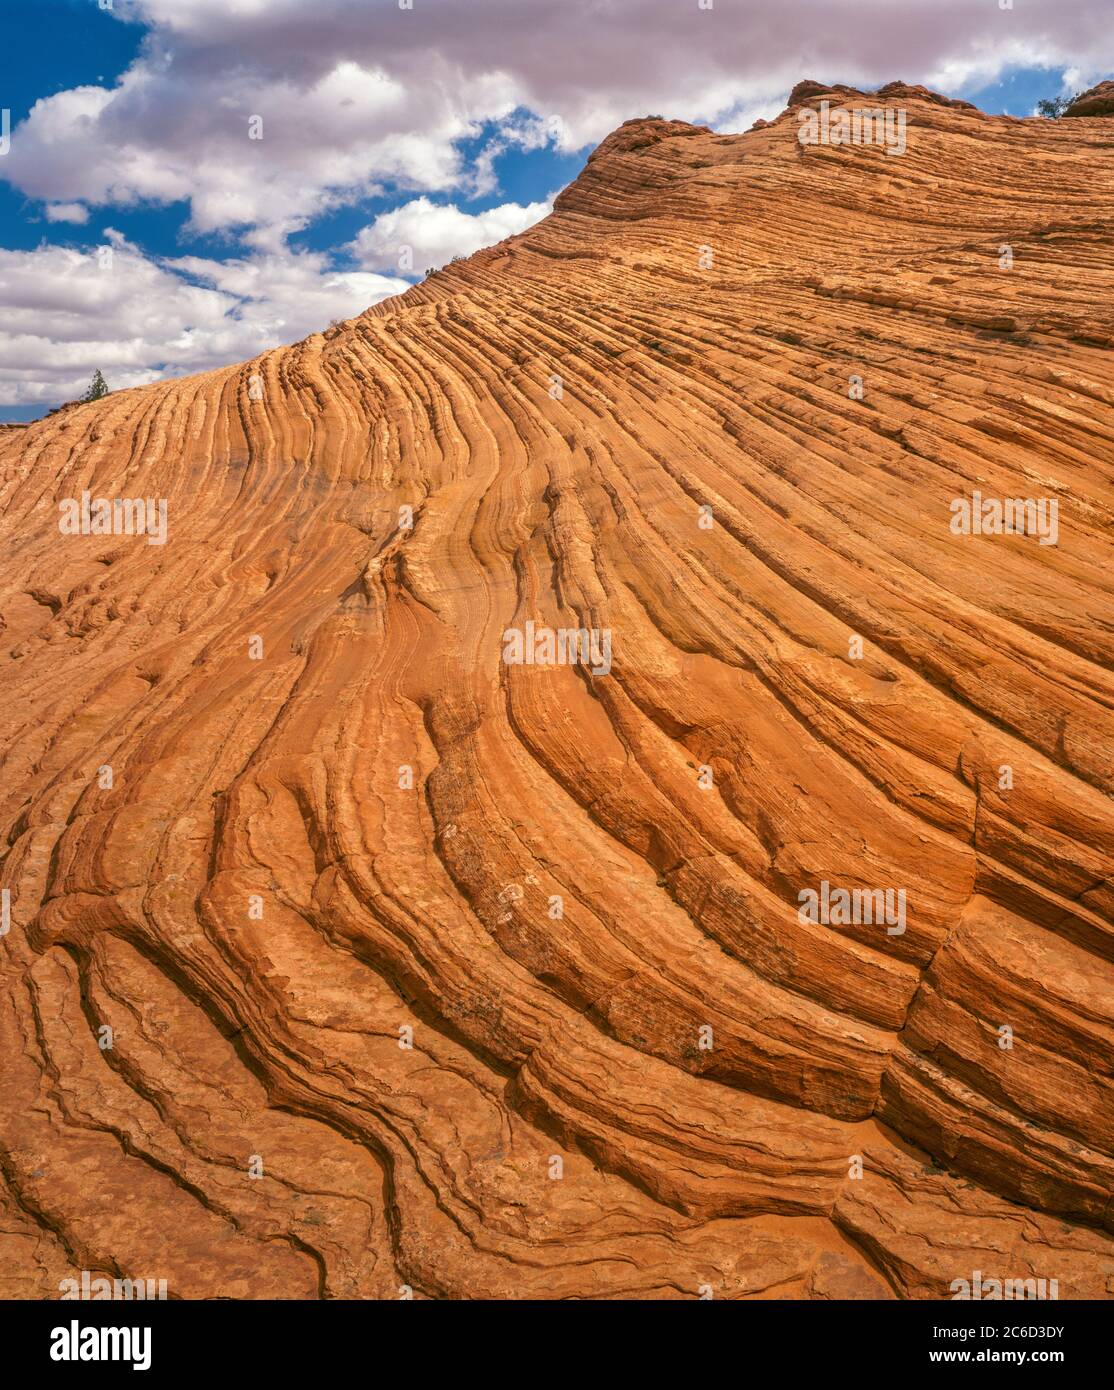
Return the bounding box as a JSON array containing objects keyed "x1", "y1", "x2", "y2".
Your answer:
[{"x1": 1, "y1": 82, "x2": 1112, "y2": 1300}]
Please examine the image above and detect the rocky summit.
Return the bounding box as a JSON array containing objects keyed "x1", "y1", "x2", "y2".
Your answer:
[{"x1": 1, "y1": 81, "x2": 1112, "y2": 1300}]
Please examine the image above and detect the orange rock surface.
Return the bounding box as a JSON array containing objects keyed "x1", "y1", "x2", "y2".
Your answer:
[{"x1": 1, "y1": 82, "x2": 1112, "y2": 1300}]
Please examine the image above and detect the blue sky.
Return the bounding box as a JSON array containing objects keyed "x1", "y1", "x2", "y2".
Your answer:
[{"x1": 0, "y1": 0, "x2": 1106, "y2": 421}]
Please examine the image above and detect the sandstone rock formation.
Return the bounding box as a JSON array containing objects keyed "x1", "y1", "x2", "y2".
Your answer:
[
  {"x1": 1, "y1": 82, "x2": 1112, "y2": 1300},
  {"x1": 1065, "y1": 81, "x2": 1114, "y2": 118}
]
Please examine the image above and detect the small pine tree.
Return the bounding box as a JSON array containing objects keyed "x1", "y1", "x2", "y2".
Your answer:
[
  {"x1": 81, "y1": 370, "x2": 109, "y2": 402},
  {"x1": 1036, "y1": 94, "x2": 1081, "y2": 119}
]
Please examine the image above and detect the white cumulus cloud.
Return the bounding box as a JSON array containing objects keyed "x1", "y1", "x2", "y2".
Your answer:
[
  {"x1": 350, "y1": 197, "x2": 552, "y2": 274},
  {"x1": 0, "y1": 232, "x2": 409, "y2": 406},
  {"x1": 44, "y1": 203, "x2": 90, "y2": 225}
]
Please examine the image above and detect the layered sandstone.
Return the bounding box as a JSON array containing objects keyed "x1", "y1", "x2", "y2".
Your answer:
[{"x1": 1, "y1": 81, "x2": 1112, "y2": 1300}]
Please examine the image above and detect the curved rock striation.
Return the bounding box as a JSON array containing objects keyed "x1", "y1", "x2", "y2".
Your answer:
[{"x1": 1, "y1": 82, "x2": 1112, "y2": 1300}]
